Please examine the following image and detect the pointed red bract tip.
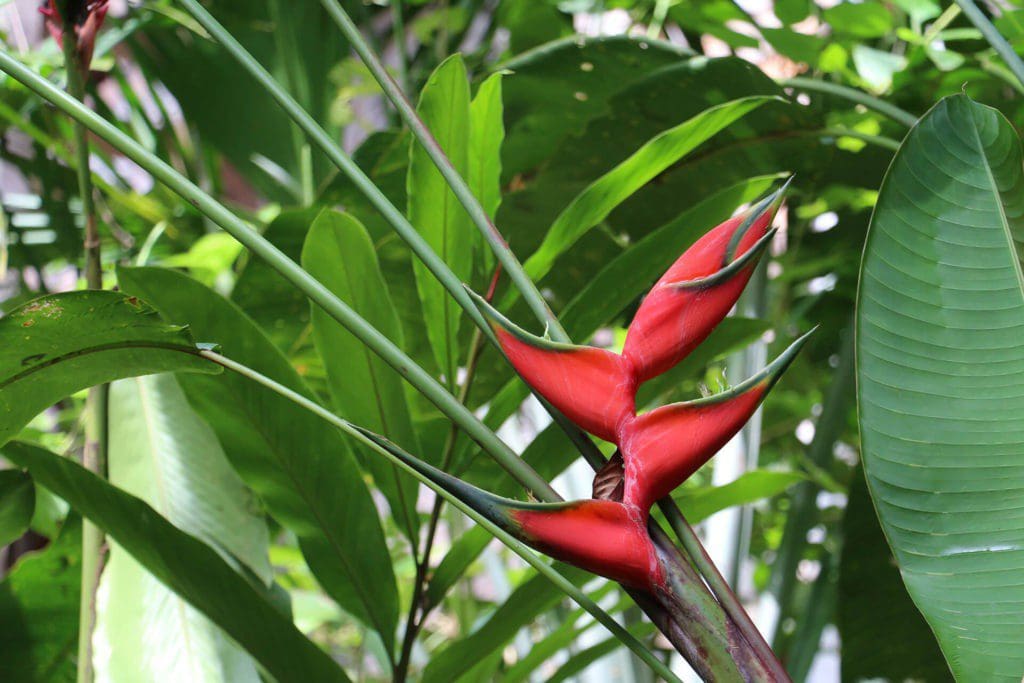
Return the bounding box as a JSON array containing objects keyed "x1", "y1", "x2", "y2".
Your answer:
[
  {"x1": 40, "y1": 0, "x2": 109, "y2": 71},
  {"x1": 493, "y1": 326, "x2": 635, "y2": 442},
  {"x1": 622, "y1": 207, "x2": 775, "y2": 383},
  {"x1": 512, "y1": 500, "x2": 663, "y2": 589},
  {"x1": 619, "y1": 384, "x2": 768, "y2": 511}
]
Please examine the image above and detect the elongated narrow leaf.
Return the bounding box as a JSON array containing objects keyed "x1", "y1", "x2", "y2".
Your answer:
[
  {"x1": 516, "y1": 96, "x2": 776, "y2": 290},
  {"x1": 302, "y1": 210, "x2": 420, "y2": 542},
  {"x1": 1, "y1": 442, "x2": 348, "y2": 683},
  {"x1": 408, "y1": 54, "x2": 474, "y2": 384},
  {"x1": 469, "y1": 72, "x2": 504, "y2": 272},
  {"x1": 0, "y1": 291, "x2": 216, "y2": 445},
  {"x1": 857, "y1": 94, "x2": 1024, "y2": 680},
  {"x1": 95, "y1": 374, "x2": 270, "y2": 682},
  {"x1": 117, "y1": 267, "x2": 399, "y2": 653},
  {"x1": 0, "y1": 515, "x2": 80, "y2": 683},
  {"x1": 0, "y1": 470, "x2": 33, "y2": 547}
]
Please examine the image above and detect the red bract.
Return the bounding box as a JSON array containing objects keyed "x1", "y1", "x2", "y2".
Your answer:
[
  {"x1": 512, "y1": 500, "x2": 662, "y2": 589},
  {"x1": 623, "y1": 204, "x2": 776, "y2": 383},
  {"x1": 40, "y1": 0, "x2": 109, "y2": 72}
]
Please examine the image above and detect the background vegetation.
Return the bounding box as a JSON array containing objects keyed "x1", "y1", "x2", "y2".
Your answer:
[{"x1": 1, "y1": 0, "x2": 1021, "y2": 681}]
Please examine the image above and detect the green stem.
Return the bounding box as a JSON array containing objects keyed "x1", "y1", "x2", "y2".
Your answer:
[
  {"x1": 60, "y1": 10, "x2": 107, "y2": 683},
  {"x1": 395, "y1": 324, "x2": 485, "y2": 683},
  {"x1": 955, "y1": 0, "x2": 1024, "y2": 92},
  {"x1": 0, "y1": 47, "x2": 557, "y2": 502},
  {"x1": 200, "y1": 350, "x2": 683, "y2": 683},
  {"x1": 390, "y1": 0, "x2": 409, "y2": 96},
  {"x1": 780, "y1": 77, "x2": 919, "y2": 128}
]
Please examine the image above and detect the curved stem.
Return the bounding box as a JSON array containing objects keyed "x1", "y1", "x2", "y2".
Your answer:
[
  {"x1": 821, "y1": 127, "x2": 901, "y2": 151},
  {"x1": 780, "y1": 77, "x2": 919, "y2": 128},
  {"x1": 201, "y1": 350, "x2": 683, "y2": 683},
  {"x1": 955, "y1": 0, "x2": 1024, "y2": 92}
]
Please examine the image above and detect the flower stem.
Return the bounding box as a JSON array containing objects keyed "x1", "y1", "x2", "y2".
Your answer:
[
  {"x1": 59, "y1": 8, "x2": 106, "y2": 683},
  {"x1": 780, "y1": 77, "x2": 918, "y2": 128}
]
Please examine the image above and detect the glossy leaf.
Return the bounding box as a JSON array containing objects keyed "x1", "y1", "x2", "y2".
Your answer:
[
  {"x1": 0, "y1": 469, "x2": 34, "y2": 548},
  {"x1": 516, "y1": 95, "x2": 776, "y2": 289},
  {"x1": 117, "y1": 266, "x2": 399, "y2": 652},
  {"x1": 95, "y1": 374, "x2": 270, "y2": 682},
  {"x1": 469, "y1": 72, "x2": 504, "y2": 272},
  {"x1": 0, "y1": 290, "x2": 216, "y2": 445},
  {"x1": 838, "y1": 471, "x2": 951, "y2": 683},
  {"x1": 407, "y1": 54, "x2": 474, "y2": 385},
  {"x1": 0, "y1": 515, "x2": 80, "y2": 683},
  {"x1": 1, "y1": 442, "x2": 348, "y2": 683},
  {"x1": 302, "y1": 210, "x2": 420, "y2": 542},
  {"x1": 857, "y1": 94, "x2": 1024, "y2": 680}
]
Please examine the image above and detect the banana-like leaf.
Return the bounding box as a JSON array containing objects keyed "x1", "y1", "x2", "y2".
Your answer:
[
  {"x1": 1, "y1": 442, "x2": 348, "y2": 683},
  {"x1": 469, "y1": 72, "x2": 504, "y2": 273},
  {"x1": 407, "y1": 54, "x2": 474, "y2": 385},
  {"x1": 94, "y1": 374, "x2": 270, "y2": 682},
  {"x1": 857, "y1": 93, "x2": 1024, "y2": 680},
  {"x1": 0, "y1": 290, "x2": 216, "y2": 445},
  {"x1": 117, "y1": 266, "x2": 399, "y2": 653}
]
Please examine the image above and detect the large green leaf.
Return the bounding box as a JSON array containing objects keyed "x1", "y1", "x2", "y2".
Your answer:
[
  {"x1": 857, "y1": 93, "x2": 1024, "y2": 680},
  {"x1": 1, "y1": 442, "x2": 347, "y2": 683},
  {"x1": 407, "y1": 54, "x2": 474, "y2": 386},
  {"x1": 0, "y1": 290, "x2": 216, "y2": 445},
  {"x1": 0, "y1": 515, "x2": 80, "y2": 683},
  {"x1": 516, "y1": 95, "x2": 775, "y2": 289},
  {"x1": 117, "y1": 266, "x2": 399, "y2": 653},
  {"x1": 94, "y1": 374, "x2": 270, "y2": 682},
  {"x1": 0, "y1": 469, "x2": 34, "y2": 547},
  {"x1": 301, "y1": 210, "x2": 420, "y2": 542},
  {"x1": 838, "y1": 470, "x2": 951, "y2": 683}
]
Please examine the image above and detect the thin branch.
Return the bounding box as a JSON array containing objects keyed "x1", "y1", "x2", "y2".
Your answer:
[
  {"x1": 955, "y1": 0, "x2": 1024, "y2": 93},
  {"x1": 780, "y1": 77, "x2": 919, "y2": 128}
]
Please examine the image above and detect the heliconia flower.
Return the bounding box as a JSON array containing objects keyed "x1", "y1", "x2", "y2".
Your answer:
[
  {"x1": 40, "y1": 0, "x2": 109, "y2": 73},
  {"x1": 618, "y1": 330, "x2": 813, "y2": 511},
  {"x1": 423, "y1": 180, "x2": 811, "y2": 592},
  {"x1": 353, "y1": 426, "x2": 664, "y2": 590},
  {"x1": 622, "y1": 185, "x2": 784, "y2": 383}
]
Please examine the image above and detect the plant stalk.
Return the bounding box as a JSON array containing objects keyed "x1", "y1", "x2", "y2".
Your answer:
[
  {"x1": 780, "y1": 77, "x2": 918, "y2": 128},
  {"x1": 59, "y1": 8, "x2": 106, "y2": 683},
  {"x1": 955, "y1": 0, "x2": 1024, "y2": 92}
]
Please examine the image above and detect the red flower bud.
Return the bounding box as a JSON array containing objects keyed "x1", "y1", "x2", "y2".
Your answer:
[
  {"x1": 619, "y1": 330, "x2": 812, "y2": 511},
  {"x1": 622, "y1": 189, "x2": 783, "y2": 383}
]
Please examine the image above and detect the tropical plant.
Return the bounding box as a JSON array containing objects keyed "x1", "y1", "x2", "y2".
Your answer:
[{"x1": 2, "y1": 1, "x2": 1024, "y2": 682}]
